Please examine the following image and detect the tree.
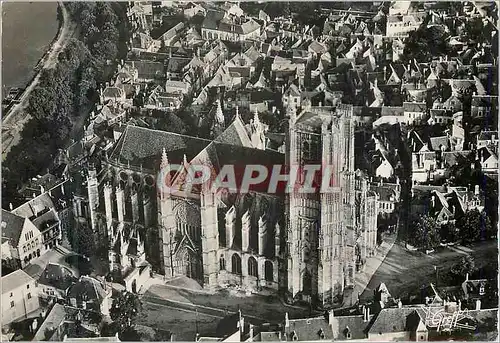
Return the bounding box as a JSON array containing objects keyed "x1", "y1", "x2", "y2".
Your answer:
[
  {"x1": 458, "y1": 209, "x2": 493, "y2": 243},
  {"x1": 110, "y1": 291, "x2": 142, "y2": 333},
  {"x1": 68, "y1": 221, "x2": 95, "y2": 258},
  {"x1": 408, "y1": 215, "x2": 440, "y2": 250},
  {"x1": 439, "y1": 222, "x2": 459, "y2": 243},
  {"x1": 403, "y1": 25, "x2": 450, "y2": 62},
  {"x1": 450, "y1": 254, "x2": 476, "y2": 279}
]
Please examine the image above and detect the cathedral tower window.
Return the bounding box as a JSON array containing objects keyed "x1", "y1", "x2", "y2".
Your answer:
[{"x1": 248, "y1": 256, "x2": 258, "y2": 277}]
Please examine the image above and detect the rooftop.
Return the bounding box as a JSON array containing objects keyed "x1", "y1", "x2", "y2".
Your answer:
[{"x1": 2, "y1": 269, "x2": 35, "y2": 294}]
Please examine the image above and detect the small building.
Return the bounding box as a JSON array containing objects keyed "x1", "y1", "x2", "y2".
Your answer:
[
  {"x1": 38, "y1": 262, "x2": 78, "y2": 300},
  {"x1": 2, "y1": 269, "x2": 40, "y2": 326},
  {"x1": 1, "y1": 210, "x2": 43, "y2": 269},
  {"x1": 67, "y1": 276, "x2": 112, "y2": 317}
]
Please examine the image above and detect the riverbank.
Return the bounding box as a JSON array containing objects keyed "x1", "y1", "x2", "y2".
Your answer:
[{"x1": 2, "y1": 2, "x2": 75, "y2": 158}]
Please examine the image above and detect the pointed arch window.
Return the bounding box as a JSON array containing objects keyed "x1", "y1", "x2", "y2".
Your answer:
[
  {"x1": 231, "y1": 253, "x2": 241, "y2": 275},
  {"x1": 220, "y1": 255, "x2": 226, "y2": 270},
  {"x1": 248, "y1": 256, "x2": 258, "y2": 277}
]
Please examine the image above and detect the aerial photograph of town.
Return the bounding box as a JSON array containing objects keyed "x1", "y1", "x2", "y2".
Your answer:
[{"x1": 1, "y1": 1, "x2": 498, "y2": 341}]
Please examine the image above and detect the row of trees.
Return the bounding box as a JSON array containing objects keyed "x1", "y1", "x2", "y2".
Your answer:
[
  {"x1": 2, "y1": 3, "x2": 123, "y2": 209},
  {"x1": 408, "y1": 209, "x2": 494, "y2": 250}
]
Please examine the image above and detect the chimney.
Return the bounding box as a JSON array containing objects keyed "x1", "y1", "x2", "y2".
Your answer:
[
  {"x1": 366, "y1": 307, "x2": 370, "y2": 320},
  {"x1": 475, "y1": 299, "x2": 481, "y2": 310},
  {"x1": 285, "y1": 312, "x2": 290, "y2": 327},
  {"x1": 328, "y1": 310, "x2": 334, "y2": 324},
  {"x1": 466, "y1": 273, "x2": 469, "y2": 281},
  {"x1": 362, "y1": 306, "x2": 367, "y2": 322},
  {"x1": 398, "y1": 300, "x2": 403, "y2": 308},
  {"x1": 431, "y1": 195, "x2": 436, "y2": 208},
  {"x1": 249, "y1": 324, "x2": 254, "y2": 342},
  {"x1": 475, "y1": 185, "x2": 480, "y2": 195}
]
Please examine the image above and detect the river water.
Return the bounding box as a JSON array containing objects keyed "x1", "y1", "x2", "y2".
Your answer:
[{"x1": 2, "y1": 1, "x2": 59, "y2": 97}]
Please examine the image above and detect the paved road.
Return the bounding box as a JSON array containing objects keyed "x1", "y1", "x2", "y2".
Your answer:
[
  {"x1": 2, "y1": 2, "x2": 75, "y2": 157},
  {"x1": 359, "y1": 240, "x2": 497, "y2": 302}
]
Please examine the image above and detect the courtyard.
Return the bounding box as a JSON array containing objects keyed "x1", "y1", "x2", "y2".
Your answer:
[{"x1": 359, "y1": 240, "x2": 498, "y2": 302}]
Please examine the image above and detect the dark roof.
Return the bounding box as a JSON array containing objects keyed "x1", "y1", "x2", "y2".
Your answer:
[
  {"x1": 367, "y1": 307, "x2": 418, "y2": 335},
  {"x1": 67, "y1": 276, "x2": 107, "y2": 303},
  {"x1": 285, "y1": 316, "x2": 333, "y2": 341},
  {"x1": 429, "y1": 136, "x2": 450, "y2": 151},
  {"x1": 129, "y1": 60, "x2": 164, "y2": 79},
  {"x1": 1, "y1": 210, "x2": 27, "y2": 246},
  {"x1": 477, "y1": 130, "x2": 498, "y2": 141},
  {"x1": 381, "y1": 106, "x2": 404, "y2": 116},
  {"x1": 403, "y1": 102, "x2": 426, "y2": 113},
  {"x1": 167, "y1": 57, "x2": 191, "y2": 73},
  {"x1": 109, "y1": 125, "x2": 212, "y2": 169},
  {"x1": 202, "y1": 10, "x2": 225, "y2": 30},
  {"x1": 31, "y1": 209, "x2": 59, "y2": 232},
  {"x1": 214, "y1": 115, "x2": 252, "y2": 147},
  {"x1": 38, "y1": 263, "x2": 77, "y2": 291}
]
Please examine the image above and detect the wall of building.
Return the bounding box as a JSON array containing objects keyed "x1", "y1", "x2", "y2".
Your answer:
[{"x1": 2, "y1": 280, "x2": 40, "y2": 326}]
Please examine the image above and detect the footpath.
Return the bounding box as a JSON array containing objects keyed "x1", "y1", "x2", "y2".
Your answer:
[{"x1": 342, "y1": 232, "x2": 397, "y2": 307}]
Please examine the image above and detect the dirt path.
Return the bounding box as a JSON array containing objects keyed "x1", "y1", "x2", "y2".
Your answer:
[{"x1": 2, "y1": 2, "x2": 76, "y2": 157}]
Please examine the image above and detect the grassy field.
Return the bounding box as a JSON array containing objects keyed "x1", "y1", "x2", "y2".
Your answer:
[
  {"x1": 143, "y1": 283, "x2": 315, "y2": 324},
  {"x1": 359, "y1": 240, "x2": 497, "y2": 302},
  {"x1": 137, "y1": 302, "x2": 219, "y2": 341}
]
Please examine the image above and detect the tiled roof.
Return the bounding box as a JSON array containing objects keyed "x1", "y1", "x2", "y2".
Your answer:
[
  {"x1": 214, "y1": 114, "x2": 253, "y2": 148},
  {"x1": 285, "y1": 316, "x2": 333, "y2": 341},
  {"x1": 403, "y1": 102, "x2": 426, "y2": 113},
  {"x1": 67, "y1": 276, "x2": 107, "y2": 303},
  {"x1": 2, "y1": 269, "x2": 34, "y2": 294},
  {"x1": 38, "y1": 262, "x2": 77, "y2": 291},
  {"x1": 429, "y1": 136, "x2": 450, "y2": 151},
  {"x1": 12, "y1": 193, "x2": 56, "y2": 219},
  {"x1": 367, "y1": 307, "x2": 418, "y2": 335},
  {"x1": 109, "y1": 125, "x2": 212, "y2": 169},
  {"x1": 167, "y1": 57, "x2": 191, "y2": 73},
  {"x1": 478, "y1": 130, "x2": 498, "y2": 141},
  {"x1": 1, "y1": 210, "x2": 27, "y2": 246},
  {"x1": 381, "y1": 106, "x2": 404, "y2": 116},
  {"x1": 130, "y1": 60, "x2": 164, "y2": 79},
  {"x1": 33, "y1": 304, "x2": 67, "y2": 341}
]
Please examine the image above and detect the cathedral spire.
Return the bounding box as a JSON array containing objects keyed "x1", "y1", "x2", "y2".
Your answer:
[
  {"x1": 215, "y1": 98, "x2": 224, "y2": 126},
  {"x1": 253, "y1": 108, "x2": 260, "y2": 126},
  {"x1": 161, "y1": 147, "x2": 169, "y2": 169}
]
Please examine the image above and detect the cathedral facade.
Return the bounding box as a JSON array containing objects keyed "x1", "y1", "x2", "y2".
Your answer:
[{"x1": 89, "y1": 102, "x2": 378, "y2": 305}]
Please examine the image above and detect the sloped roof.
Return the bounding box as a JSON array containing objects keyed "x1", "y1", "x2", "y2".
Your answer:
[
  {"x1": 215, "y1": 114, "x2": 253, "y2": 148},
  {"x1": 429, "y1": 136, "x2": 450, "y2": 151},
  {"x1": 285, "y1": 316, "x2": 333, "y2": 341},
  {"x1": 367, "y1": 307, "x2": 418, "y2": 335},
  {"x1": 2, "y1": 210, "x2": 28, "y2": 246},
  {"x1": 109, "y1": 125, "x2": 212, "y2": 169},
  {"x1": 2, "y1": 269, "x2": 34, "y2": 294},
  {"x1": 67, "y1": 276, "x2": 107, "y2": 302},
  {"x1": 38, "y1": 262, "x2": 77, "y2": 291}
]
